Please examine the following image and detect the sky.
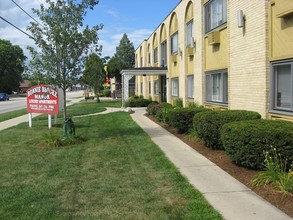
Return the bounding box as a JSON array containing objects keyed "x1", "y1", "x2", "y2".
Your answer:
[{"x1": 0, "y1": 0, "x2": 180, "y2": 60}]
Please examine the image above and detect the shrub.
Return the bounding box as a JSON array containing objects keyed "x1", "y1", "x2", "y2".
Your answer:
[
  {"x1": 127, "y1": 95, "x2": 152, "y2": 107},
  {"x1": 102, "y1": 89, "x2": 111, "y2": 97},
  {"x1": 193, "y1": 110, "x2": 261, "y2": 150},
  {"x1": 175, "y1": 98, "x2": 183, "y2": 107},
  {"x1": 156, "y1": 102, "x2": 174, "y2": 123},
  {"x1": 146, "y1": 102, "x2": 160, "y2": 115},
  {"x1": 221, "y1": 119, "x2": 293, "y2": 170},
  {"x1": 168, "y1": 107, "x2": 211, "y2": 133}
]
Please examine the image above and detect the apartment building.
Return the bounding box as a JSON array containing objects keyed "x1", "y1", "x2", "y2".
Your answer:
[{"x1": 121, "y1": 0, "x2": 293, "y2": 120}]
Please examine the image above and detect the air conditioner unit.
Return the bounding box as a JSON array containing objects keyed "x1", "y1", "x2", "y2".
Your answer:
[
  {"x1": 208, "y1": 31, "x2": 220, "y2": 45},
  {"x1": 170, "y1": 54, "x2": 178, "y2": 63},
  {"x1": 186, "y1": 47, "x2": 194, "y2": 56}
]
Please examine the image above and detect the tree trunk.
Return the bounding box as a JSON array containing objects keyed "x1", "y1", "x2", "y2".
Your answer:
[{"x1": 63, "y1": 86, "x2": 67, "y2": 121}]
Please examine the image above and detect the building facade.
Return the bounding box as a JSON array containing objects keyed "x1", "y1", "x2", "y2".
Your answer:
[{"x1": 133, "y1": 0, "x2": 293, "y2": 120}]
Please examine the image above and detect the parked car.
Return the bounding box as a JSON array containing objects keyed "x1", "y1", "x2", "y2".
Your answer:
[{"x1": 0, "y1": 93, "x2": 9, "y2": 101}]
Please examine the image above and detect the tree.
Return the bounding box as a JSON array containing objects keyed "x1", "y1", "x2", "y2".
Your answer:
[
  {"x1": 82, "y1": 53, "x2": 104, "y2": 93},
  {"x1": 107, "y1": 33, "x2": 135, "y2": 83},
  {"x1": 0, "y1": 39, "x2": 26, "y2": 93},
  {"x1": 27, "y1": 0, "x2": 103, "y2": 120}
]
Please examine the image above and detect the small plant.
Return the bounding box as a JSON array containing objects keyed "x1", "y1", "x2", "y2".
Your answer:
[
  {"x1": 175, "y1": 98, "x2": 183, "y2": 107},
  {"x1": 44, "y1": 128, "x2": 62, "y2": 147},
  {"x1": 252, "y1": 146, "x2": 293, "y2": 194},
  {"x1": 188, "y1": 102, "x2": 201, "y2": 108}
]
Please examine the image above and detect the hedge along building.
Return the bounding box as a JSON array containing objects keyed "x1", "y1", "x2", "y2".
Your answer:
[{"x1": 126, "y1": 0, "x2": 293, "y2": 120}]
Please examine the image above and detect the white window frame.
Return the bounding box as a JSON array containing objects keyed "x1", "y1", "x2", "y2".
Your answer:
[
  {"x1": 170, "y1": 32, "x2": 178, "y2": 54},
  {"x1": 186, "y1": 20, "x2": 194, "y2": 48},
  {"x1": 186, "y1": 75, "x2": 194, "y2": 99},
  {"x1": 205, "y1": 0, "x2": 227, "y2": 33},
  {"x1": 205, "y1": 71, "x2": 228, "y2": 105},
  {"x1": 171, "y1": 78, "x2": 179, "y2": 97},
  {"x1": 271, "y1": 60, "x2": 293, "y2": 112}
]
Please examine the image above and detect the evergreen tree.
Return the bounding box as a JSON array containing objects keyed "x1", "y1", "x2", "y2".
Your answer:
[{"x1": 107, "y1": 33, "x2": 135, "y2": 83}]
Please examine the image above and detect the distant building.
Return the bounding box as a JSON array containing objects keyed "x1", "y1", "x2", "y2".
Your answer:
[{"x1": 19, "y1": 80, "x2": 31, "y2": 93}]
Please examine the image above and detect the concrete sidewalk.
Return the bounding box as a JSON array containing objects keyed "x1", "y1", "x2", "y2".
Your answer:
[
  {"x1": 0, "y1": 106, "x2": 291, "y2": 220},
  {"x1": 130, "y1": 108, "x2": 292, "y2": 220}
]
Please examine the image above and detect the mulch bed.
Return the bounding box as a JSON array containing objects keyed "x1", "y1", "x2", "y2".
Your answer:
[{"x1": 146, "y1": 114, "x2": 293, "y2": 218}]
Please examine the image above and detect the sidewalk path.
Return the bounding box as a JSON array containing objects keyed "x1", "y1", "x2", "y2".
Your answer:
[{"x1": 130, "y1": 108, "x2": 292, "y2": 220}]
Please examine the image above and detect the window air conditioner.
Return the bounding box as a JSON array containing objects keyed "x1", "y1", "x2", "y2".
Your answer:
[{"x1": 208, "y1": 31, "x2": 220, "y2": 45}]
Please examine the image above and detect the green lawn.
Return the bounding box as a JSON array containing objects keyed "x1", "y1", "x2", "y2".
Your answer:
[
  {"x1": 0, "y1": 109, "x2": 27, "y2": 122},
  {"x1": 0, "y1": 102, "x2": 222, "y2": 219},
  {"x1": 0, "y1": 100, "x2": 121, "y2": 122}
]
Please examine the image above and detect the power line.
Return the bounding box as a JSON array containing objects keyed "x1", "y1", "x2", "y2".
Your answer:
[
  {"x1": 0, "y1": 16, "x2": 35, "y2": 40},
  {"x1": 10, "y1": 0, "x2": 44, "y2": 27}
]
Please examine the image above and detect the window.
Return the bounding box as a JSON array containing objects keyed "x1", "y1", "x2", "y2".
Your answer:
[
  {"x1": 171, "y1": 32, "x2": 178, "y2": 54},
  {"x1": 205, "y1": 0, "x2": 227, "y2": 33},
  {"x1": 154, "y1": 80, "x2": 159, "y2": 95},
  {"x1": 171, "y1": 78, "x2": 179, "y2": 97},
  {"x1": 205, "y1": 71, "x2": 228, "y2": 104},
  {"x1": 153, "y1": 47, "x2": 158, "y2": 63},
  {"x1": 187, "y1": 75, "x2": 194, "y2": 99},
  {"x1": 161, "y1": 41, "x2": 167, "y2": 67},
  {"x1": 148, "y1": 53, "x2": 151, "y2": 66},
  {"x1": 186, "y1": 20, "x2": 194, "y2": 47},
  {"x1": 149, "y1": 82, "x2": 151, "y2": 94},
  {"x1": 140, "y1": 82, "x2": 143, "y2": 94},
  {"x1": 271, "y1": 61, "x2": 293, "y2": 111}
]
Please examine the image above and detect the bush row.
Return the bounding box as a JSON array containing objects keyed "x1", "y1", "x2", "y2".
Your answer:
[
  {"x1": 147, "y1": 102, "x2": 293, "y2": 170},
  {"x1": 127, "y1": 95, "x2": 153, "y2": 107},
  {"x1": 193, "y1": 110, "x2": 261, "y2": 150},
  {"x1": 168, "y1": 107, "x2": 211, "y2": 133},
  {"x1": 146, "y1": 102, "x2": 208, "y2": 132}
]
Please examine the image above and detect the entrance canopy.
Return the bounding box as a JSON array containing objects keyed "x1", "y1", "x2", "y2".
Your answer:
[{"x1": 120, "y1": 67, "x2": 168, "y2": 107}]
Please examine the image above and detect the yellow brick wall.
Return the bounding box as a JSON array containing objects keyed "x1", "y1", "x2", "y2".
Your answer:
[
  {"x1": 193, "y1": 0, "x2": 204, "y2": 105},
  {"x1": 228, "y1": 0, "x2": 269, "y2": 118}
]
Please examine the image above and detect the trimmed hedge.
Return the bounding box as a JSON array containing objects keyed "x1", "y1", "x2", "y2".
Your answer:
[
  {"x1": 155, "y1": 103, "x2": 174, "y2": 123},
  {"x1": 168, "y1": 107, "x2": 211, "y2": 133},
  {"x1": 127, "y1": 96, "x2": 152, "y2": 107},
  {"x1": 146, "y1": 102, "x2": 160, "y2": 115},
  {"x1": 193, "y1": 110, "x2": 261, "y2": 150},
  {"x1": 221, "y1": 119, "x2": 293, "y2": 170}
]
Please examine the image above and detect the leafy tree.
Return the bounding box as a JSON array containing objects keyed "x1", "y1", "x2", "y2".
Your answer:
[
  {"x1": 0, "y1": 39, "x2": 26, "y2": 93},
  {"x1": 107, "y1": 33, "x2": 135, "y2": 83},
  {"x1": 27, "y1": 0, "x2": 103, "y2": 120},
  {"x1": 82, "y1": 53, "x2": 104, "y2": 93}
]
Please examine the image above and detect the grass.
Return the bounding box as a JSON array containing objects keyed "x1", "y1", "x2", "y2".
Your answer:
[
  {"x1": 0, "y1": 100, "x2": 122, "y2": 122},
  {"x1": 0, "y1": 102, "x2": 223, "y2": 219},
  {"x1": 0, "y1": 108, "x2": 27, "y2": 122}
]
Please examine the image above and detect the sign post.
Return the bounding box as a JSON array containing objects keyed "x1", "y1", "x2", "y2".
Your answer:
[{"x1": 26, "y1": 84, "x2": 59, "y2": 128}]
